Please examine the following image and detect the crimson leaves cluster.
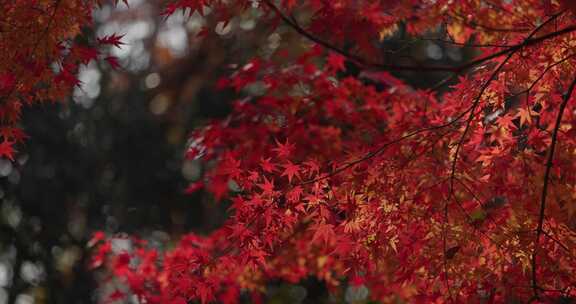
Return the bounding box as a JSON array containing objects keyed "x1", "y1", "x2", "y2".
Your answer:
[{"x1": 3, "y1": 0, "x2": 576, "y2": 303}]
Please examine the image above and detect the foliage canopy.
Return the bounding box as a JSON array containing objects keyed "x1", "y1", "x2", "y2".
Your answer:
[{"x1": 3, "y1": 0, "x2": 576, "y2": 303}]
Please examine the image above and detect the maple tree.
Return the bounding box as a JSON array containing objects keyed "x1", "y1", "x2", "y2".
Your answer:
[
  {"x1": 4, "y1": 0, "x2": 576, "y2": 303},
  {"x1": 0, "y1": 0, "x2": 130, "y2": 161}
]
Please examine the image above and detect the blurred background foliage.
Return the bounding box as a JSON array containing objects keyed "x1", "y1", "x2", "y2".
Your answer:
[{"x1": 0, "y1": 0, "x2": 472, "y2": 303}]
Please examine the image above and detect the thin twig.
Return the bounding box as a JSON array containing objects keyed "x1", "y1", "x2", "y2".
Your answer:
[
  {"x1": 298, "y1": 106, "x2": 471, "y2": 186},
  {"x1": 262, "y1": 0, "x2": 576, "y2": 74},
  {"x1": 531, "y1": 75, "x2": 576, "y2": 300},
  {"x1": 444, "y1": 13, "x2": 564, "y2": 300}
]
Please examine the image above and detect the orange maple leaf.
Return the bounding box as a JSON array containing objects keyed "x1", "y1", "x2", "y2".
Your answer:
[{"x1": 516, "y1": 108, "x2": 534, "y2": 127}]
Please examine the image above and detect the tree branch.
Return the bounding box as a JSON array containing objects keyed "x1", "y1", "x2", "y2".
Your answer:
[
  {"x1": 531, "y1": 74, "x2": 576, "y2": 300},
  {"x1": 262, "y1": 1, "x2": 575, "y2": 74}
]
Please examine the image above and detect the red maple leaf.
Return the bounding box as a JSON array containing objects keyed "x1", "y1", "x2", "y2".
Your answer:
[
  {"x1": 74, "y1": 46, "x2": 99, "y2": 64},
  {"x1": 496, "y1": 114, "x2": 516, "y2": 130},
  {"x1": 312, "y1": 223, "x2": 336, "y2": 245},
  {"x1": 197, "y1": 282, "x2": 215, "y2": 304},
  {"x1": 272, "y1": 138, "x2": 295, "y2": 159},
  {"x1": 0, "y1": 140, "x2": 15, "y2": 161},
  {"x1": 208, "y1": 177, "x2": 229, "y2": 201},
  {"x1": 220, "y1": 157, "x2": 242, "y2": 179},
  {"x1": 184, "y1": 181, "x2": 204, "y2": 194},
  {"x1": 287, "y1": 185, "x2": 303, "y2": 202},
  {"x1": 105, "y1": 56, "x2": 121, "y2": 70},
  {"x1": 0, "y1": 127, "x2": 27, "y2": 143},
  {"x1": 281, "y1": 161, "x2": 300, "y2": 183},
  {"x1": 257, "y1": 176, "x2": 275, "y2": 195},
  {"x1": 303, "y1": 159, "x2": 320, "y2": 177},
  {"x1": 97, "y1": 34, "x2": 125, "y2": 48},
  {"x1": 260, "y1": 157, "x2": 276, "y2": 173},
  {"x1": 327, "y1": 53, "x2": 346, "y2": 72}
]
